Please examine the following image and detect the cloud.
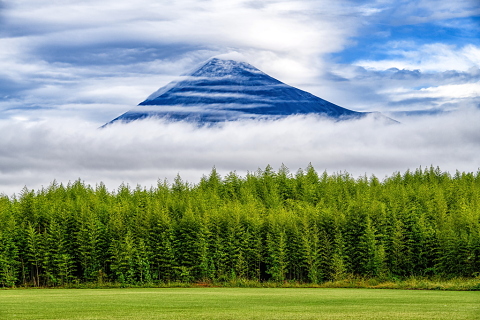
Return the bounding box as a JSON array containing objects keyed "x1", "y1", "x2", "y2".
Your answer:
[
  {"x1": 355, "y1": 43, "x2": 480, "y2": 72},
  {"x1": 355, "y1": 0, "x2": 480, "y2": 25},
  {"x1": 314, "y1": 60, "x2": 480, "y2": 114},
  {"x1": 1, "y1": 0, "x2": 479, "y2": 123},
  {"x1": 1, "y1": 109, "x2": 479, "y2": 196},
  {"x1": 2, "y1": 0, "x2": 357, "y2": 67},
  {"x1": 0, "y1": 0, "x2": 368, "y2": 123},
  {"x1": 385, "y1": 82, "x2": 480, "y2": 102}
]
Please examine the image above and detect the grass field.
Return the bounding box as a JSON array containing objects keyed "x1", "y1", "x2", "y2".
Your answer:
[{"x1": 1, "y1": 288, "x2": 479, "y2": 319}]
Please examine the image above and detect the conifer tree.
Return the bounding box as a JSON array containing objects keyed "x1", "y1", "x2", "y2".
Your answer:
[{"x1": 0, "y1": 199, "x2": 18, "y2": 287}]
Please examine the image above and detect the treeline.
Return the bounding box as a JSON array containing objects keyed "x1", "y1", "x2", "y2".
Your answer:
[{"x1": 0, "y1": 165, "x2": 479, "y2": 287}]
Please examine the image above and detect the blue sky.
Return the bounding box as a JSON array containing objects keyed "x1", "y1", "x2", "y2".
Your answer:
[
  {"x1": 335, "y1": 16, "x2": 480, "y2": 63},
  {"x1": 0, "y1": 0, "x2": 479, "y2": 194}
]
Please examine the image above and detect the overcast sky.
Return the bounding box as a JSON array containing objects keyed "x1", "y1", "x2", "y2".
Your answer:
[{"x1": 1, "y1": 0, "x2": 479, "y2": 195}]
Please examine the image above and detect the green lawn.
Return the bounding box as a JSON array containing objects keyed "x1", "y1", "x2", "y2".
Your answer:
[{"x1": 1, "y1": 288, "x2": 478, "y2": 320}]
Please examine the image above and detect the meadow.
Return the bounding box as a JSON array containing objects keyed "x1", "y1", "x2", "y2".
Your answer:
[{"x1": 1, "y1": 288, "x2": 479, "y2": 320}]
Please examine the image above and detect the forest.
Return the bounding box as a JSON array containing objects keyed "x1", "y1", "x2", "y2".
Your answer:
[{"x1": 0, "y1": 165, "x2": 479, "y2": 287}]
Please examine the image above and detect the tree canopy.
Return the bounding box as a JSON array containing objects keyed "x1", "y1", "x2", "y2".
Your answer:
[{"x1": 1, "y1": 166, "x2": 479, "y2": 287}]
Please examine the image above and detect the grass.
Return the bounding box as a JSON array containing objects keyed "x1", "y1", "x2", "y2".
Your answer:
[
  {"x1": 42, "y1": 276, "x2": 480, "y2": 291},
  {"x1": 318, "y1": 277, "x2": 480, "y2": 291},
  {"x1": 1, "y1": 288, "x2": 479, "y2": 319}
]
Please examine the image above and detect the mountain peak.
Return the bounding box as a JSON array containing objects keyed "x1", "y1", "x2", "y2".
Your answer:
[
  {"x1": 189, "y1": 58, "x2": 266, "y2": 78},
  {"x1": 104, "y1": 58, "x2": 372, "y2": 125}
]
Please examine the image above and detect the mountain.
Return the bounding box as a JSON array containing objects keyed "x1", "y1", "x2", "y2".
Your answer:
[{"x1": 104, "y1": 58, "x2": 371, "y2": 125}]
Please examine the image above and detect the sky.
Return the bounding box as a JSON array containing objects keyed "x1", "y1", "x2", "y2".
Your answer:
[{"x1": 0, "y1": 0, "x2": 479, "y2": 195}]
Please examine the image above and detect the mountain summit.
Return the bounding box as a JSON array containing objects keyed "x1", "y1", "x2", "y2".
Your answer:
[{"x1": 105, "y1": 58, "x2": 368, "y2": 125}]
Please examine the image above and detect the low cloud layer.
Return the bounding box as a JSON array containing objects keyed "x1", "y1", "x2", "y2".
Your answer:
[{"x1": 1, "y1": 109, "x2": 479, "y2": 196}]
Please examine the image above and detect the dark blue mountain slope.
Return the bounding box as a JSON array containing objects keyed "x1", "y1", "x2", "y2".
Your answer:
[{"x1": 105, "y1": 58, "x2": 377, "y2": 125}]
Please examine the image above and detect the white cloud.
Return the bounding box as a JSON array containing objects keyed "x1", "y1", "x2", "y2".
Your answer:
[
  {"x1": 319, "y1": 50, "x2": 480, "y2": 114},
  {"x1": 4, "y1": 0, "x2": 355, "y2": 61},
  {"x1": 1, "y1": 110, "x2": 479, "y2": 196},
  {"x1": 0, "y1": 0, "x2": 366, "y2": 122},
  {"x1": 386, "y1": 82, "x2": 480, "y2": 101},
  {"x1": 355, "y1": 43, "x2": 480, "y2": 72},
  {"x1": 360, "y1": 0, "x2": 480, "y2": 25}
]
